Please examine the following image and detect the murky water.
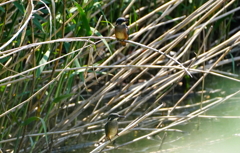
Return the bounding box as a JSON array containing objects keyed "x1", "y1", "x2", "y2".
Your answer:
[
  {"x1": 55, "y1": 93, "x2": 240, "y2": 153},
  {"x1": 151, "y1": 98, "x2": 240, "y2": 153},
  {"x1": 72, "y1": 97, "x2": 240, "y2": 153},
  {"x1": 91, "y1": 98, "x2": 239, "y2": 153}
]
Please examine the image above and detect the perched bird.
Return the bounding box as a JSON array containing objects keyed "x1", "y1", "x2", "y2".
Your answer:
[
  {"x1": 114, "y1": 17, "x2": 129, "y2": 46},
  {"x1": 105, "y1": 113, "x2": 125, "y2": 141}
]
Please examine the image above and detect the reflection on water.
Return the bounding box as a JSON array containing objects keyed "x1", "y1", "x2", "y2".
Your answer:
[
  {"x1": 63, "y1": 98, "x2": 240, "y2": 153},
  {"x1": 98, "y1": 98, "x2": 239, "y2": 153},
  {"x1": 169, "y1": 99, "x2": 239, "y2": 153},
  {"x1": 133, "y1": 98, "x2": 240, "y2": 153}
]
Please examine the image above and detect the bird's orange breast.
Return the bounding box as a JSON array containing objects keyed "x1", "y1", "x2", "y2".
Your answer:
[{"x1": 115, "y1": 25, "x2": 128, "y2": 40}]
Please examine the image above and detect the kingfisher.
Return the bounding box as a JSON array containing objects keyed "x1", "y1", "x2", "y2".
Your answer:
[
  {"x1": 114, "y1": 17, "x2": 129, "y2": 46},
  {"x1": 105, "y1": 113, "x2": 125, "y2": 141}
]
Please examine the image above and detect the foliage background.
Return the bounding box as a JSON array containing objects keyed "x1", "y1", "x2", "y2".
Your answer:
[{"x1": 0, "y1": 0, "x2": 240, "y2": 152}]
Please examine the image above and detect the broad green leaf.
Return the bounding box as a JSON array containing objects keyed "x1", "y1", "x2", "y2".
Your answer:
[
  {"x1": 13, "y1": 2, "x2": 24, "y2": 14},
  {"x1": 38, "y1": 117, "x2": 48, "y2": 145},
  {"x1": 22, "y1": 116, "x2": 39, "y2": 126},
  {"x1": 91, "y1": 27, "x2": 112, "y2": 54},
  {"x1": 37, "y1": 50, "x2": 50, "y2": 77},
  {"x1": 74, "y1": 3, "x2": 92, "y2": 36},
  {"x1": 52, "y1": 93, "x2": 74, "y2": 103}
]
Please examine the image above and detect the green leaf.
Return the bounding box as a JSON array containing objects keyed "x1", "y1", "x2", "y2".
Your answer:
[
  {"x1": 74, "y1": 3, "x2": 92, "y2": 36},
  {"x1": 0, "y1": 56, "x2": 11, "y2": 64},
  {"x1": 63, "y1": 42, "x2": 71, "y2": 53},
  {"x1": 0, "y1": 85, "x2": 6, "y2": 92},
  {"x1": 91, "y1": 27, "x2": 112, "y2": 54},
  {"x1": 37, "y1": 50, "x2": 50, "y2": 77},
  {"x1": 13, "y1": 2, "x2": 24, "y2": 14},
  {"x1": 38, "y1": 117, "x2": 48, "y2": 145},
  {"x1": 33, "y1": 17, "x2": 45, "y2": 32},
  {"x1": 22, "y1": 117, "x2": 49, "y2": 145},
  {"x1": 0, "y1": 6, "x2": 5, "y2": 12},
  {"x1": 22, "y1": 117, "x2": 39, "y2": 126},
  {"x1": 52, "y1": 93, "x2": 74, "y2": 103}
]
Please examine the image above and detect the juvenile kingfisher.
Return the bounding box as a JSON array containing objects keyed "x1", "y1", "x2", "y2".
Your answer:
[
  {"x1": 114, "y1": 17, "x2": 129, "y2": 46},
  {"x1": 105, "y1": 113, "x2": 125, "y2": 141}
]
